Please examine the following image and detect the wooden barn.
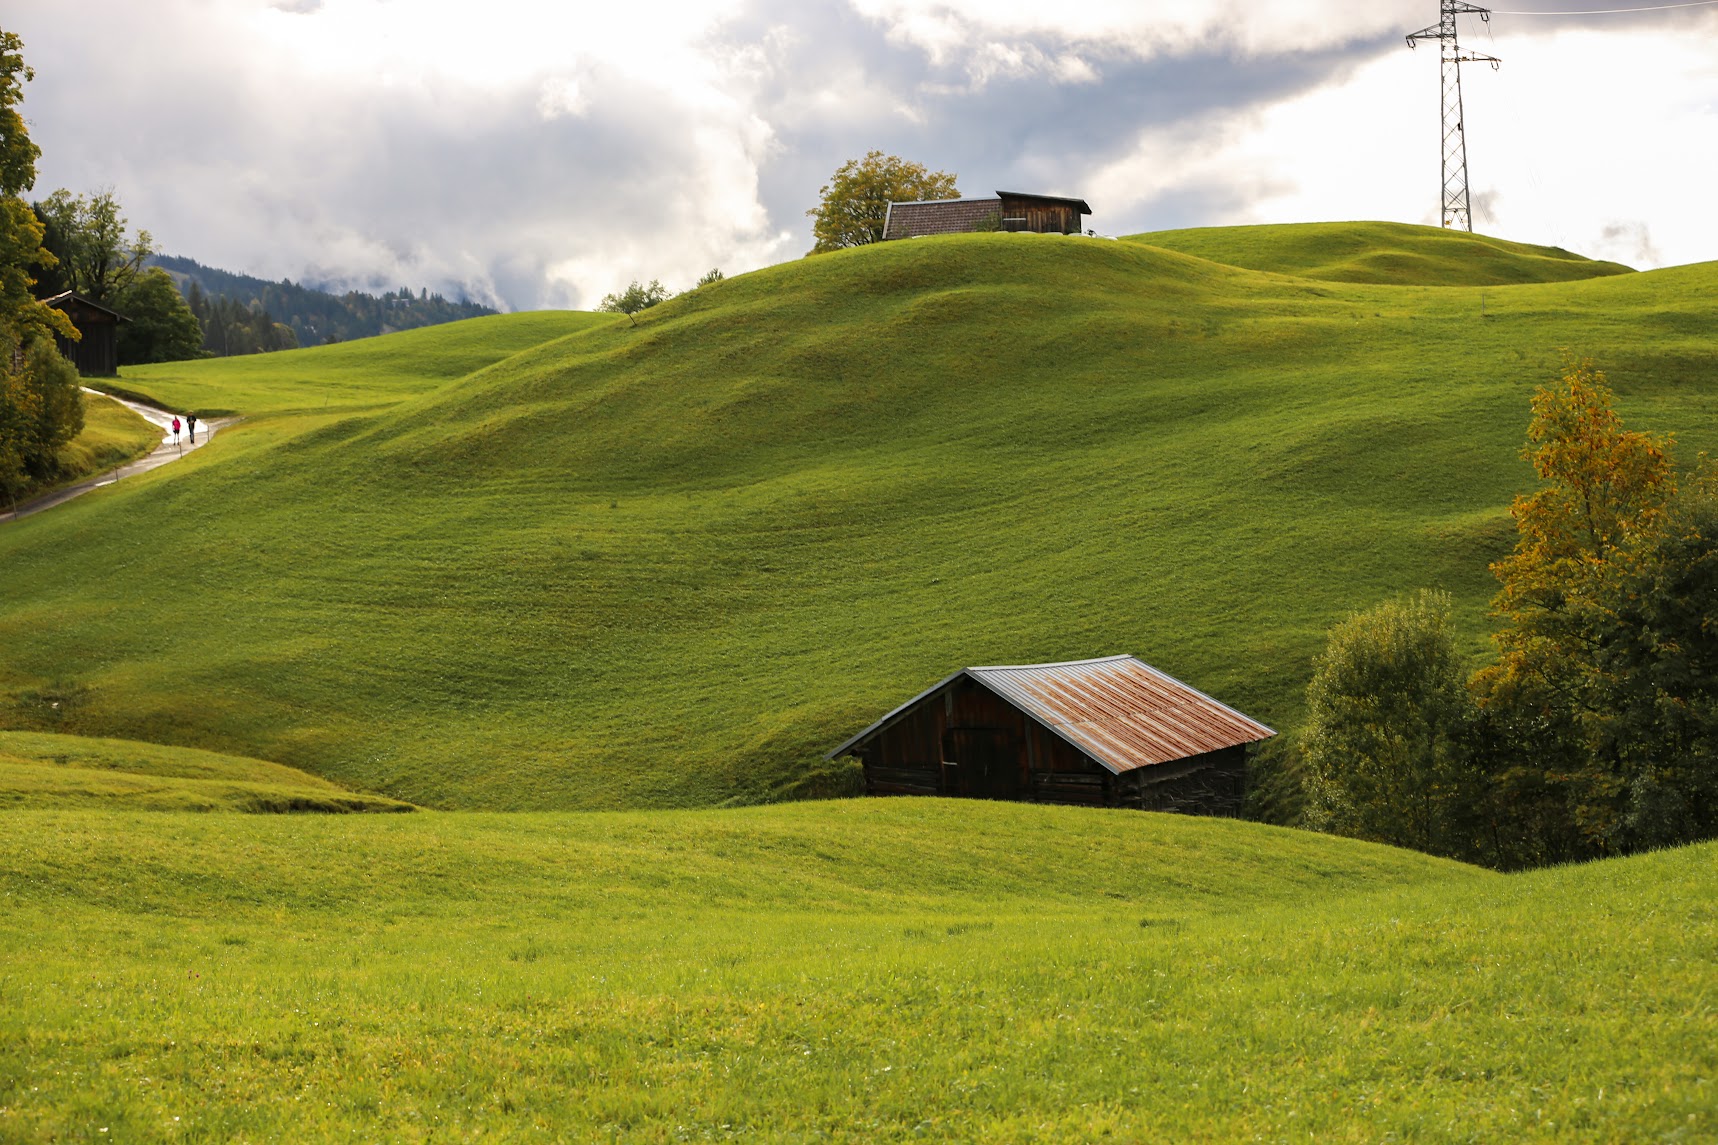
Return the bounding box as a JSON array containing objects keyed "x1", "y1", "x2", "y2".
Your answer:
[
  {"x1": 882, "y1": 192, "x2": 1092, "y2": 241},
  {"x1": 45, "y1": 291, "x2": 126, "y2": 377},
  {"x1": 827, "y1": 656, "x2": 1274, "y2": 816}
]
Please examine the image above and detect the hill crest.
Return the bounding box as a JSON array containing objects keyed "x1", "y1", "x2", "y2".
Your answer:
[{"x1": 1128, "y1": 220, "x2": 1635, "y2": 286}]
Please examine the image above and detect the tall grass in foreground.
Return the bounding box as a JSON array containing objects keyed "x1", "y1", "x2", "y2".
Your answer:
[{"x1": 0, "y1": 803, "x2": 1711, "y2": 1141}]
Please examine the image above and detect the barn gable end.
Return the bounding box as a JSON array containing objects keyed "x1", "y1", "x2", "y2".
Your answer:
[{"x1": 45, "y1": 291, "x2": 126, "y2": 377}]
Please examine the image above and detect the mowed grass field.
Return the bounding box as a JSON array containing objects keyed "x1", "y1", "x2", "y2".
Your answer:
[
  {"x1": 0, "y1": 803, "x2": 1712, "y2": 1141},
  {"x1": 0, "y1": 730, "x2": 412, "y2": 813},
  {"x1": 2, "y1": 224, "x2": 1716, "y2": 809}
]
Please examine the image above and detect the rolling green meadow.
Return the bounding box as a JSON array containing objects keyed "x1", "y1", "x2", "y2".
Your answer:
[
  {"x1": 3, "y1": 224, "x2": 1716, "y2": 810},
  {"x1": 2, "y1": 223, "x2": 1716, "y2": 1139},
  {"x1": 0, "y1": 730, "x2": 411, "y2": 813},
  {"x1": 3, "y1": 803, "x2": 1714, "y2": 1142}
]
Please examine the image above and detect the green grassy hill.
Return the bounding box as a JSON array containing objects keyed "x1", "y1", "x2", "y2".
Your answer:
[
  {"x1": 0, "y1": 729, "x2": 412, "y2": 812},
  {"x1": 1, "y1": 227, "x2": 1715, "y2": 809},
  {"x1": 99, "y1": 309, "x2": 613, "y2": 417},
  {"x1": 1, "y1": 803, "x2": 1710, "y2": 1140},
  {"x1": 1132, "y1": 220, "x2": 1635, "y2": 286}
]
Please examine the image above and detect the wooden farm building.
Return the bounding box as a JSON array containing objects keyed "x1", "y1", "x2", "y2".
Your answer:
[
  {"x1": 882, "y1": 192, "x2": 1092, "y2": 241},
  {"x1": 828, "y1": 656, "x2": 1274, "y2": 815},
  {"x1": 45, "y1": 291, "x2": 126, "y2": 377}
]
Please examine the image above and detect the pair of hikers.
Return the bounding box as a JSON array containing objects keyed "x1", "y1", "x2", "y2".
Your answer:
[{"x1": 170, "y1": 414, "x2": 198, "y2": 444}]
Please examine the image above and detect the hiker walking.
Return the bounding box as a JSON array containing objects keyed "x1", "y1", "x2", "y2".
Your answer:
[
  {"x1": 171, "y1": 416, "x2": 181, "y2": 444},
  {"x1": 186, "y1": 413, "x2": 197, "y2": 444}
]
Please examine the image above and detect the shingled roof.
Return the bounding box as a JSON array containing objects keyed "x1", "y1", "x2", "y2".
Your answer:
[
  {"x1": 828, "y1": 655, "x2": 1274, "y2": 774},
  {"x1": 882, "y1": 197, "x2": 1003, "y2": 241}
]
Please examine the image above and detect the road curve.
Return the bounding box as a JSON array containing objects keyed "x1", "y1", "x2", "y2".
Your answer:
[{"x1": 0, "y1": 389, "x2": 232, "y2": 525}]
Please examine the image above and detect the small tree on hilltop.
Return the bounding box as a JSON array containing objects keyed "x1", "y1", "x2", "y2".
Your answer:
[
  {"x1": 598, "y1": 279, "x2": 670, "y2": 325},
  {"x1": 806, "y1": 151, "x2": 958, "y2": 253}
]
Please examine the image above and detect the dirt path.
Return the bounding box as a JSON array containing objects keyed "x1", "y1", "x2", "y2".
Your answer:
[{"x1": 0, "y1": 389, "x2": 236, "y2": 525}]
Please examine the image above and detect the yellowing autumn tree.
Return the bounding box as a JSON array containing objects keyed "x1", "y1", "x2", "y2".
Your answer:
[
  {"x1": 806, "y1": 151, "x2": 957, "y2": 253},
  {"x1": 1, "y1": 28, "x2": 81, "y2": 499},
  {"x1": 1474, "y1": 358, "x2": 1714, "y2": 859}
]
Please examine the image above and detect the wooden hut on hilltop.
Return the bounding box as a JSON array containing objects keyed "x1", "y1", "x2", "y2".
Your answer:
[
  {"x1": 882, "y1": 192, "x2": 1092, "y2": 241},
  {"x1": 827, "y1": 655, "x2": 1274, "y2": 815},
  {"x1": 45, "y1": 291, "x2": 126, "y2": 377}
]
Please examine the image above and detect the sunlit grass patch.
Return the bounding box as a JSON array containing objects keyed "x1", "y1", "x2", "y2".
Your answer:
[{"x1": 0, "y1": 804, "x2": 1708, "y2": 1141}]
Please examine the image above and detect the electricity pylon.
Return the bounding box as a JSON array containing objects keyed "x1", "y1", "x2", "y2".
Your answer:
[{"x1": 1407, "y1": 2, "x2": 1501, "y2": 233}]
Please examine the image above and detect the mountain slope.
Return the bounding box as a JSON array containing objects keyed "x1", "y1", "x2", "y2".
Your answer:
[
  {"x1": 1132, "y1": 221, "x2": 1635, "y2": 286},
  {"x1": 1, "y1": 230, "x2": 1715, "y2": 809},
  {"x1": 150, "y1": 253, "x2": 499, "y2": 348}
]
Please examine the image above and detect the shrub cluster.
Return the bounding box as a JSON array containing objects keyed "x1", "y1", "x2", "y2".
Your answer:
[{"x1": 1300, "y1": 361, "x2": 1717, "y2": 868}]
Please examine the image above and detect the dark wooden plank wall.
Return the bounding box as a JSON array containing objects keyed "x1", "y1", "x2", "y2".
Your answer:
[
  {"x1": 857, "y1": 678, "x2": 1248, "y2": 814},
  {"x1": 998, "y1": 200, "x2": 1082, "y2": 235}
]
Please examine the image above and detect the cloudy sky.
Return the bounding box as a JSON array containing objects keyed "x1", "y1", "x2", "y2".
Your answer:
[{"x1": 10, "y1": 0, "x2": 1718, "y2": 309}]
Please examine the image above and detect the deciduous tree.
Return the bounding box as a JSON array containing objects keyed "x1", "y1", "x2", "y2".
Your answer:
[
  {"x1": 1, "y1": 28, "x2": 80, "y2": 497},
  {"x1": 33, "y1": 188, "x2": 153, "y2": 304},
  {"x1": 0, "y1": 28, "x2": 74, "y2": 353},
  {"x1": 598, "y1": 279, "x2": 670, "y2": 324},
  {"x1": 1473, "y1": 358, "x2": 1680, "y2": 856},
  {"x1": 806, "y1": 151, "x2": 958, "y2": 253},
  {"x1": 117, "y1": 267, "x2": 204, "y2": 364},
  {"x1": 1302, "y1": 589, "x2": 1480, "y2": 858}
]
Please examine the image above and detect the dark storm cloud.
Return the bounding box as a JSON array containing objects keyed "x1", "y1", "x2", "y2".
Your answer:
[{"x1": 717, "y1": 1, "x2": 1408, "y2": 238}]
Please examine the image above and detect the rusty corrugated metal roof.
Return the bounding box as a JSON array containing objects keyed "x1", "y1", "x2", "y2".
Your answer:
[
  {"x1": 826, "y1": 655, "x2": 1274, "y2": 773},
  {"x1": 967, "y1": 656, "x2": 1274, "y2": 773}
]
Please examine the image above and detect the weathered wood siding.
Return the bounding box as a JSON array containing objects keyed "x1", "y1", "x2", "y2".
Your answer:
[
  {"x1": 856, "y1": 677, "x2": 1246, "y2": 814},
  {"x1": 998, "y1": 197, "x2": 1082, "y2": 235}
]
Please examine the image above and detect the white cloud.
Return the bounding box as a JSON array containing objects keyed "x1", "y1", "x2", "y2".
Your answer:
[
  {"x1": 8, "y1": 0, "x2": 1716, "y2": 313},
  {"x1": 848, "y1": 0, "x2": 1427, "y2": 61},
  {"x1": 537, "y1": 78, "x2": 589, "y2": 122},
  {"x1": 1086, "y1": 16, "x2": 1718, "y2": 267},
  {"x1": 13, "y1": 0, "x2": 784, "y2": 308}
]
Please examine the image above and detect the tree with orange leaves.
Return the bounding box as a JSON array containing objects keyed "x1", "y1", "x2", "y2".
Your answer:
[{"x1": 1474, "y1": 358, "x2": 1714, "y2": 861}]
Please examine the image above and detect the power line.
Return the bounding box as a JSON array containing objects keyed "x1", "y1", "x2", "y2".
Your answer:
[{"x1": 1489, "y1": 0, "x2": 1718, "y2": 14}]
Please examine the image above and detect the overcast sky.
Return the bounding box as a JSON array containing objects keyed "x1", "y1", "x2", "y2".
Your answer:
[{"x1": 10, "y1": 0, "x2": 1718, "y2": 310}]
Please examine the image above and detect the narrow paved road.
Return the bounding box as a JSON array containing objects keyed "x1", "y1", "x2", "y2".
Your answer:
[{"x1": 0, "y1": 389, "x2": 231, "y2": 525}]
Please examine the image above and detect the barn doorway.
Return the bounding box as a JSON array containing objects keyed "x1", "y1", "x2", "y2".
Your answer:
[{"x1": 941, "y1": 727, "x2": 1021, "y2": 800}]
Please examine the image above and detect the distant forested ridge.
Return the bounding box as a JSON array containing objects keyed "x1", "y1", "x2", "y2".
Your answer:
[{"x1": 149, "y1": 255, "x2": 499, "y2": 351}]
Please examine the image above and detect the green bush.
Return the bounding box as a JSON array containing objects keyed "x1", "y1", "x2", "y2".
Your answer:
[{"x1": 1303, "y1": 590, "x2": 1481, "y2": 859}]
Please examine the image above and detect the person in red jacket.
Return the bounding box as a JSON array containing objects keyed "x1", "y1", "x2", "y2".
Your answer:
[{"x1": 171, "y1": 417, "x2": 181, "y2": 444}]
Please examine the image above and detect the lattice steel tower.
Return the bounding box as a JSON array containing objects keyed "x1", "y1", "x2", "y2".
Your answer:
[{"x1": 1406, "y1": 2, "x2": 1501, "y2": 233}]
